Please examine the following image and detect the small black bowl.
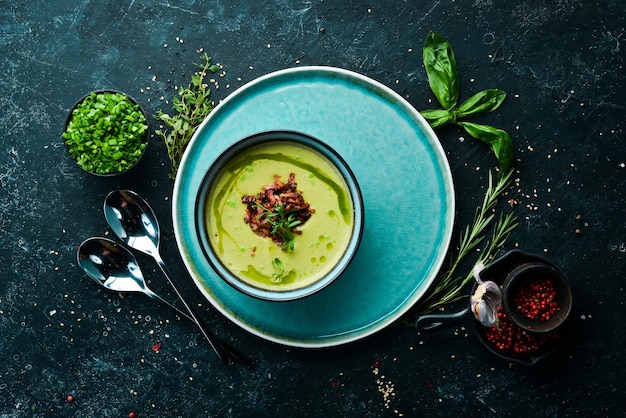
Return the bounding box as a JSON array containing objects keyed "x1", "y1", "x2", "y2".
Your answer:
[
  {"x1": 502, "y1": 262, "x2": 573, "y2": 333},
  {"x1": 62, "y1": 90, "x2": 149, "y2": 176}
]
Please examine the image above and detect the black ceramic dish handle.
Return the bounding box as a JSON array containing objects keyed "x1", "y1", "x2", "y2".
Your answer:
[{"x1": 415, "y1": 307, "x2": 470, "y2": 333}]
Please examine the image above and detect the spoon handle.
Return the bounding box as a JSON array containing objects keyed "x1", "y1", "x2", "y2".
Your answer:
[
  {"x1": 154, "y1": 255, "x2": 252, "y2": 367},
  {"x1": 142, "y1": 287, "x2": 195, "y2": 324}
]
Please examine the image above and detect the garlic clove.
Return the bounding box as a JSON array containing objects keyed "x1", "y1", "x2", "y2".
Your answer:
[{"x1": 471, "y1": 280, "x2": 502, "y2": 328}]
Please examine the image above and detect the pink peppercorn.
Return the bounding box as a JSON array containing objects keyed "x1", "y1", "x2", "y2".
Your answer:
[
  {"x1": 513, "y1": 277, "x2": 559, "y2": 322},
  {"x1": 483, "y1": 306, "x2": 560, "y2": 354}
]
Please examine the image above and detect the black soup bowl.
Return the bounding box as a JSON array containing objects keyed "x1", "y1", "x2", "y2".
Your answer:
[{"x1": 195, "y1": 130, "x2": 365, "y2": 302}]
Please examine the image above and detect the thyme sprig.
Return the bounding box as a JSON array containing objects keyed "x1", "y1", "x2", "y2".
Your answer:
[
  {"x1": 414, "y1": 169, "x2": 518, "y2": 315},
  {"x1": 154, "y1": 53, "x2": 220, "y2": 179}
]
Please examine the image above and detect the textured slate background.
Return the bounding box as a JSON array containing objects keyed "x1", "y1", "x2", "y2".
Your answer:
[{"x1": 1, "y1": 0, "x2": 625, "y2": 416}]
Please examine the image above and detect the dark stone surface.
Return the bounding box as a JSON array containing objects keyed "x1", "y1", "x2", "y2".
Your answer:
[{"x1": 1, "y1": 0, "x2": 625, "y2": 416}]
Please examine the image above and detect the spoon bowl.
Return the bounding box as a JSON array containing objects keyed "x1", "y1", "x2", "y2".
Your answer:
[
  {"x1": 104, "y1": 189, "x2": 160, "y2": 258},
  {"x1": 78, "y1": 236, "x2": 147, "y2": 293}
]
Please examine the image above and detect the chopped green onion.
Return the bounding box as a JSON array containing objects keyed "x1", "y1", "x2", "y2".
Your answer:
[{"x1": 62, "y1": 92, "x2": 148, "y2": 175}]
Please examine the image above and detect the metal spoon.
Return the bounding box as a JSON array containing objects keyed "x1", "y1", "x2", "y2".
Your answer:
[
  {"x1": 103, "y1": 189, "x2": 250, "y2": 366},
  {"x1": 77, "y1": 237, "x2": 193, "y2": 323}
]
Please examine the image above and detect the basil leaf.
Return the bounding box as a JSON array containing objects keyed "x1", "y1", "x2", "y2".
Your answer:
[
  {"x1": 457, "y1": 122, "x2": 514, "y2": 174},
  {"x1": 420, "y1": 109, "x2": 454, "y2": 128},
  {"x1": 423, "y1": 31, "x2": 459, "y2": 110},
  {"x1": 456, "y1": 89, "x2": 506, "y2": 119}
]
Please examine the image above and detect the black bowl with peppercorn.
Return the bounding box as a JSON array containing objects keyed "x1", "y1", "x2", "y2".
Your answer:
[
  {"x1": 502, "y1": 262, "x2": 573, "y2": 333},
  {"x1": 416, "y1": 250, "x2": 575, "y2": 366},
  {"x1": 62, "y1": 90, "x2": 149, "y2": 176}
]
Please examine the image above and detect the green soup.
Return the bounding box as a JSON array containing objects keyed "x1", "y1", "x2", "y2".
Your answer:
[{"x1": 205, "y1": 141, "x2": 354, "y2": 292}]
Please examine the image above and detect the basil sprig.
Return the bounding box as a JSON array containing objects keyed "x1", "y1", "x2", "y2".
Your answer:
[{"x1": 421, "y1": 31, "x2": 514, "y2": 175}]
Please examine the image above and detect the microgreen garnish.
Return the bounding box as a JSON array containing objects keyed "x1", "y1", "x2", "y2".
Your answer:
[
  {"x1": 421, "y1": 31, "x2": 514, "y2": 176},
  {"x1": 63, "y1": 92, "x2": 148, "y2": 175},
  {"x1": 257, "y1": 204, "x2": 302, "y2": 252},
  {"x1": 271, "y1": 257, "x2": 286, "y2": 282},
  {"x1": 154, "y1": 53, "x2": 221, "y2": 179}
]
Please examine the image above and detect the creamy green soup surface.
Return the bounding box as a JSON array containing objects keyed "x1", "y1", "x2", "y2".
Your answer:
[{"x1": 205, "y1": 141, "x2": 354, "y2": 292}]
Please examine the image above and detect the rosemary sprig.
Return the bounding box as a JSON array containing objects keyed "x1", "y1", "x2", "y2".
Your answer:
[
  {"x1": 154, "y1": 53, "x2": 221, "y2": 179},
  {"x1": 414, "y1": 168, "x2": 518, "y2": 314}
]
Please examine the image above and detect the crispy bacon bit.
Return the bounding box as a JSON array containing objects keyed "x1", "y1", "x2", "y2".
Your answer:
[{"x1": 242, "y1": 173, "x2": 314, "y2": 249}]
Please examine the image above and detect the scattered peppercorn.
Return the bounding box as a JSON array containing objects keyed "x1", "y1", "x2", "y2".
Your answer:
[{"x1": 66, "y1": 395, "x2": 74, "y2": 403}]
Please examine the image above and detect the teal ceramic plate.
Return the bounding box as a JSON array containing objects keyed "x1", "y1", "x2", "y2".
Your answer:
[{"x1": 173, "y1": 66, "x2": 455, "y2": 348}]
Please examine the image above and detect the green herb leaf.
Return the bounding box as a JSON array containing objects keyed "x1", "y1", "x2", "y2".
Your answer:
[
  {"x1": 272, "y1": 257, "x2": 284, "y2": 272},
  {"x1": 456, "y1": 122, "x2": 514, "y2": 175},
  {"x1": 420, "y1": 109, "x2": 454, "y2": 128},
  {"x1": 271, "y1": 258, "x2": 285, "y2": 282},
  {"x1": 456, "y1": 89, "x2": 506, "y2": 119},
  {"x1": 423, "y1": 31, "x2": 459, "y2": 110}
]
